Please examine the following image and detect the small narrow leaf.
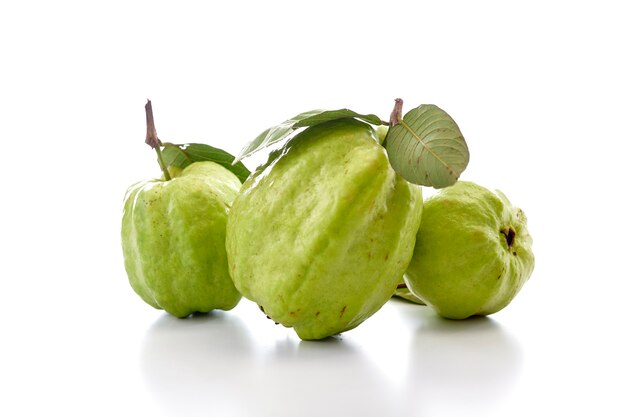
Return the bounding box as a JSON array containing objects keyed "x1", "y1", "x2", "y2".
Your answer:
[
  {"x1": 385, "y1": 104, "x2": 469, "y2": 188},
  {"x1": 162, "y1": 143, "x2": 251, "y2": 183},
  {"x1": 393, "y1": 287, "x2": 426, "y2": 305},
  {"x1": 234, "y1": 108, "x2": 386, "y2": 163},
  {"x1": 233, "y1": 110, "x2": 324, "y2": 163},
  {"x1": 161, "y1": 144, "x2": 193, "y2": 168},
  {"x1": 292, "y1": 109, "x2": 385, "y2": 129}
]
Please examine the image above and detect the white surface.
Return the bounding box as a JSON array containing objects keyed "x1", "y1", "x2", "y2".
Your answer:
[{"x1": 1, "y1": 1, "x2": 624, "y2": 416}]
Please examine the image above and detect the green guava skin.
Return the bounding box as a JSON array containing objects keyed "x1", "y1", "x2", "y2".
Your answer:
[
  {"x1": 121, "y1": 161, "x2": 242, "y2": 317},
  {"x1": 404, "y1": 181, "x2": 534, "y2": 319},
  {"x1": 226, "y1": 119, "x2": 423, "y2": 340}
]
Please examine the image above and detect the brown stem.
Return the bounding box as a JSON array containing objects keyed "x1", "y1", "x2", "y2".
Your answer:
[
  {"x1": 389, "y1": 98, "x2": 404, "y2": 127},
  {"x1": 145, "y1": 100, "x2": 161, "y2": 148},
  {"x1": 144, "y1": 99, "x2": 171, "y2": 181}
]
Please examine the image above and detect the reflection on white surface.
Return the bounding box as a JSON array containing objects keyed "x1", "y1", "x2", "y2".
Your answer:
[
  {"x1": 141, "y1": 299, "x2": 522, "y2": 417},
  {"x1": 399, "y1": 304, "x2": 523, "y2": 416}
]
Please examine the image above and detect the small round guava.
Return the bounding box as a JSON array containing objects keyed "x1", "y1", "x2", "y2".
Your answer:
[
  {"x1": 121, "y1": 161, "x2": 242, "y2": 317},
  {"x1": 226, "y1": 118, "x2": 423, "y2": 340},
  {"x1": 404, "y1": 181, "x2": 534, "y2": 319}
]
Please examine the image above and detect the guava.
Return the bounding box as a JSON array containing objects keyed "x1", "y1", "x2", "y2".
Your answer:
[
  {"x1": 121, "y1": 161, "x2": 242, "y2": 317},
  {"x1": 404, "y1": 181, "x2": 534, "y2": 319},
  {"x1": 226, "y1": 118, "x2": 423, "y2": 340}
]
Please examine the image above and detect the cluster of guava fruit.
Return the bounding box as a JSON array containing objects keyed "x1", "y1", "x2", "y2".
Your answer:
[{"x1": 121, "y1": 100, "x2": 534, "y2": 340}]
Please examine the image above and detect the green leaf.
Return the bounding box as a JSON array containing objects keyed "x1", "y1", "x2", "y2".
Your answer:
[
  {"x1": 393, "y1": 286, "x2": 426, "y2": 305},
  {"x1": 162, "y1": 143, "x2": 251, "y2": 183},
  {"x1": 234, "y1": 109, "x2": 386, "y2": 163},
  {"x1": 292, "y1": 109, "x2": 385, "y2": 128},
  {"x1": 385, "y1": 105, "x2": 469, "y2": 188}
]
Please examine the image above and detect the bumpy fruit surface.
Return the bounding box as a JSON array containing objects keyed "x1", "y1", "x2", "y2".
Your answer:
[
  {"x1": 122, "y1": 161, "x2": 242, "y2": 317},
  {"x1": 226, "y1": 119, "x2": 423, "y2": 340},
  {"x1": 405, "y1": 181, "x2": 534, "y2": 319}
]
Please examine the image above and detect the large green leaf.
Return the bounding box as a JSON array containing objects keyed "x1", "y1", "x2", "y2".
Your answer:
[
  {"x1": 162, "y1": 143, "x2": 251, "y2": 183},
  {"x1": 234, "y1": 109, "x2": 385, "y2": 163},
  {"x1": 385, "y1": 104, "x2": 469, "y2": 188}
]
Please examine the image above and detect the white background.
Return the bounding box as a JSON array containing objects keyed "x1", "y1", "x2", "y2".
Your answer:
[{"x1": 1, "y1": 1, "x2": 624, "y2": 416}]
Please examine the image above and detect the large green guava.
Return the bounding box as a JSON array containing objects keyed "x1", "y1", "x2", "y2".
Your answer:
[
  {"x1": 121, "y1": 161, "x2": 242, "y2": 317},
  {"x1": 226, "y1": 118, "x2": 423, "y2": 340},
  {"x1": 404, "y1": 181, "x2": 534, "y2": 319}
]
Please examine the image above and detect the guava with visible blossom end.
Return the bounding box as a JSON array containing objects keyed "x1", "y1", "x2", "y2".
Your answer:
[
  {"x1": 404, "y1": 181, "x2": 534, "y2": 319},
  {"x1": 226, "y1": 118, "x2": 423, "y2": 340}
]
